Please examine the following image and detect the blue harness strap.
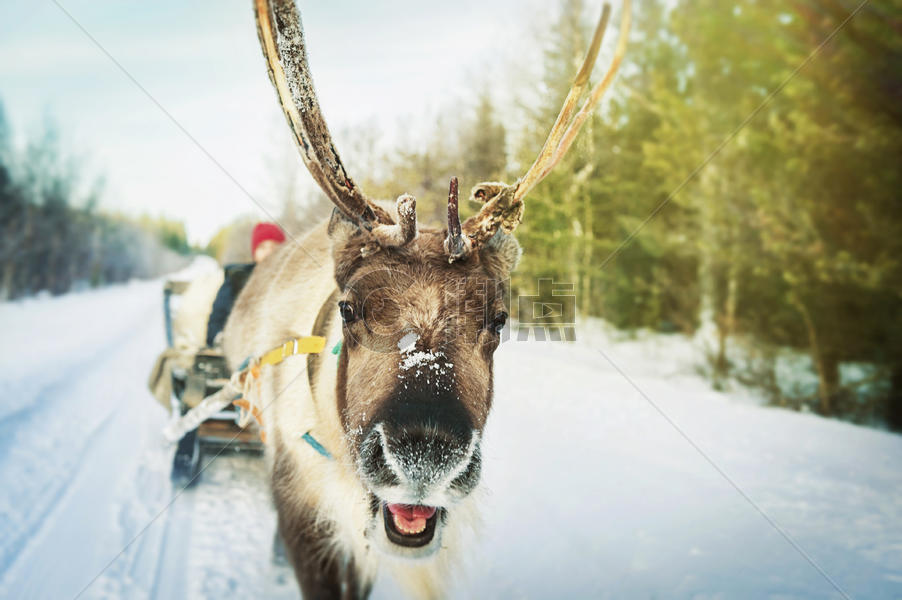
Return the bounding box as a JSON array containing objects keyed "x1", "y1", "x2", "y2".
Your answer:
[
  {"x1": 294, "y1": 340, "x2": 342, "y2": 459},
  {"x1": 302, "y1": 431, "x2": 334, "y2": 459}
]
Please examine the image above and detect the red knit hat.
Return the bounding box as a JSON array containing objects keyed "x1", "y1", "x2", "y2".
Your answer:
[{"x1": 251, "y1": 222, "x2": 286, "y2": 255}]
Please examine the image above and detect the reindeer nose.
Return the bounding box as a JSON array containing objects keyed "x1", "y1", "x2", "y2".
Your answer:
[
  {"x1": 358, "y1": 384, "x2": 482, "y2": 499},
  {"x1": 381, "y1": 383, "x2": 473, "y2": 447},
  {"x1": 369, "y1": 423, "x2": 481, "y2": 500},
  {"x1": 385, "y1": 424, "x2": 472, "y2": 480}
]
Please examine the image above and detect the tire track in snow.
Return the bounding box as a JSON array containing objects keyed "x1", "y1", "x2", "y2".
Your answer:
[
  {"x1": 0, "y1": 292, "x2": 163, "y2": 582},
  {"x1": 0, "y1": 291, "x2": 159, "y2": 424},
  {"x1": 0, "y1": 409, "x2": 117, "y2": 584}
]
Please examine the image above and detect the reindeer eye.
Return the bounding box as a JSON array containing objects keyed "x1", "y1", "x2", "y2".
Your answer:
[
  {"x1": 489, "y1": 311, "x2": 508, "y2": 335},
  {"x1": 338, "y1": 301, "x2": 357, "y2": 323}
]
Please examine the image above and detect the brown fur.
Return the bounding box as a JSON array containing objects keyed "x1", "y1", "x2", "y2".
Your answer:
[
  {"x1": 245, "y1": 0, "x2": 628, "y2": 593},
  {"x1": 223, "y1": 205, "x2": 520, "y2": 598},
  {"x1": 331, "y1": 225, "x2": 510, "y2": 442},
  {"x1": 272, "y1": 433, "x2": 372, "y2": 599}
]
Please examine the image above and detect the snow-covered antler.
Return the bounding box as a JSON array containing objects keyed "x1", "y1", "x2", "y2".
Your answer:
[{"x1": 255, "y1": 0, "x2": 418, "y2": 246}]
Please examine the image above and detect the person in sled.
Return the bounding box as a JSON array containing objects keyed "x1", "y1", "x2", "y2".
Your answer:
[{"x1": 205, "y1": 222, "x2": 285, "y2": 347}]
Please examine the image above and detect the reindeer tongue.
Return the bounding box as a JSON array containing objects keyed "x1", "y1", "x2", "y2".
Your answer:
[{"x1": 386, "y1": 503, "x2": 436, "y2": 536}]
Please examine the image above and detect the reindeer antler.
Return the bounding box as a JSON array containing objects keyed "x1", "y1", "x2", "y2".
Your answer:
[
  {"x1": 450, "y1": 0, "x2": 632, "y2": 261},
  {"x1": 256, "y1": 0, "x2": 420, "y2": 242},
  {"x1": 444, "y1": 177, "x2": 467, "y2": 257}
]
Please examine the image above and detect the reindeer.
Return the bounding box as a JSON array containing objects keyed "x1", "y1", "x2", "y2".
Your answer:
[{"x1": 222, "y1": 0, "x2": 630, "y2": 597}]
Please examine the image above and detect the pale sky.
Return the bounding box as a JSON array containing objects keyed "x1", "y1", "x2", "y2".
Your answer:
[{"x1": 0, "y1": 0, "x2": 576, "y2": 243}]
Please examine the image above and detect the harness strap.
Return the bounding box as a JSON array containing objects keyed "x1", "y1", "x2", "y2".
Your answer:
[
  {"x1": 259, "y1": 335, "x2": 327, "y2": 366},
  {"x1": 301, "y1": 431, "x2": 334, "y2": 459},
  {"x1": 165, "y1": 333, "x2": 328, "y2": 450},
  {"x1": 307, "y1": 289, "x2": 341, "y2": 391}
]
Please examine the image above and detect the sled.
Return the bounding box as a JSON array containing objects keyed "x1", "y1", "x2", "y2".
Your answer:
[{"x1": 163, "y1": 278, "x2": 263, "y2": 488}]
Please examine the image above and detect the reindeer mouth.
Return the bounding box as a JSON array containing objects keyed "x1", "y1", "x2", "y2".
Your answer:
[{"x1": 382, "y1": 503, "x2": 440, "y2": 548}]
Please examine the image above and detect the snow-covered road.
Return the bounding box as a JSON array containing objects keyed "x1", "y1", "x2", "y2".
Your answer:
[{"x1": 1, "y1": 273, "x2": 900, "y2": 599}]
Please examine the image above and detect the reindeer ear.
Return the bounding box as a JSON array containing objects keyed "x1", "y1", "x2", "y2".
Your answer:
[
  {"x1": 480, "y1": 230, "x2": 522, "y2": 273},
  {"x1": 327, "y1": 206, "x2": 362, "y2": 248}
]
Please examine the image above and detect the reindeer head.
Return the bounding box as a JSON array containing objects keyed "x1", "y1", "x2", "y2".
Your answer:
[{"x1": 255, "y1": 0, "x2": 629, "y2": 558}]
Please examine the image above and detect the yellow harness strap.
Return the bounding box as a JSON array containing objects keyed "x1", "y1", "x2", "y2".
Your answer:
[
  {"x1": 232, "y1": 335, "x2": 327, "y2": 445},
  {"x1": 258, "y1": 336, "x2": 327, "y2": 367}
]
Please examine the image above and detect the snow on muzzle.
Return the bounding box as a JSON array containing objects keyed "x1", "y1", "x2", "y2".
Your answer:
[{"x1": 359, "y1": 421, "x2": 482, "y2": 504}]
